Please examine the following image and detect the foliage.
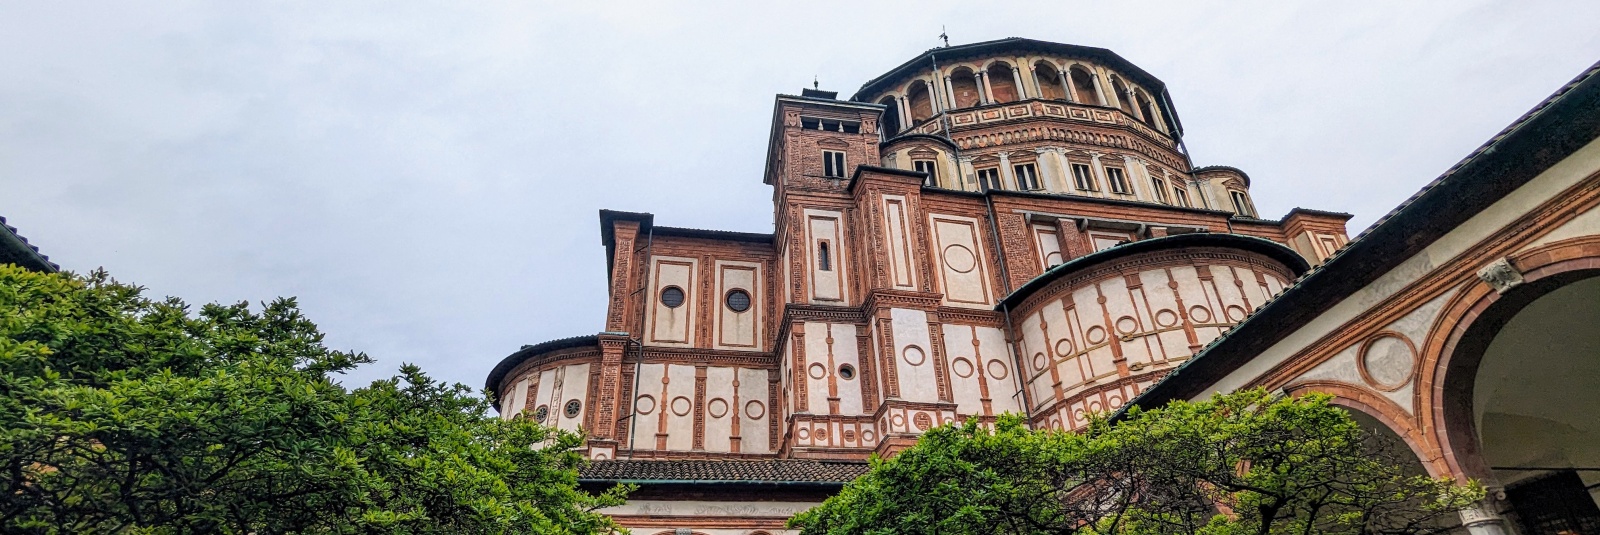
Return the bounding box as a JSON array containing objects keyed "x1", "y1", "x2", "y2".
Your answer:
[
  {"x1": 0, "y1": 265, "x2": 628, "y2": 534},
  {"x1": 789, "y1": 389, "x2": 1481, "y2": 535}
]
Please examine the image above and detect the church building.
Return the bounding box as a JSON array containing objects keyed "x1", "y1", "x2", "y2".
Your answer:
[{"x1": 484, "y1": 38, "x2": 1600, "y2": 535}]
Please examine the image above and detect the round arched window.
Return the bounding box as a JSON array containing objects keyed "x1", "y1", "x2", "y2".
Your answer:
[
  {"x1": 660, "y1": 286, "x2": 685, "y2": 308},
  {"x1": 564, "y1": 399, "x2": 582, "y2": 419},
  {"x1": 838, "y1": 364, "x2": 856, "y2": 380},
  {"x1": 533, "y1": 405, "x2": 549, "y2": 423},
  {"x1": 725, "y1": 289, "x2": 751, "y2": 313}
]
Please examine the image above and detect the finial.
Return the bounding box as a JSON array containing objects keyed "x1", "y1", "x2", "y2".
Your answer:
[
  {"x1": 813, "y1": 76, "x2": 819, "y2": 90},
  {"x1": 940, "y1": 26, "x2": 950, "y2": 47}
]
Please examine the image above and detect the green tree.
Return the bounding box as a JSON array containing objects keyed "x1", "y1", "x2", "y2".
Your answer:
[
  {"x1": 0, "y1": 265, "x2": 628, "y2": 534},
  {"x1": 789, "y1": 390, "x2": 1481, "y2": 535}
]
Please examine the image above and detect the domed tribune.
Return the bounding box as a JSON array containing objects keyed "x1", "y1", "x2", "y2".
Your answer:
[{"x1": 996, "y1": 234, "x2": 1310, "y2": 431}]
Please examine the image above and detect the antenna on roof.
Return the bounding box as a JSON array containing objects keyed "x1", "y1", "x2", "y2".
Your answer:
[
  {"x1": 939, "y1": 26, "x2": 950, "y2": 47},
  {"x1": 813, "y1": 76, "x2": 819, "y2": 90}
]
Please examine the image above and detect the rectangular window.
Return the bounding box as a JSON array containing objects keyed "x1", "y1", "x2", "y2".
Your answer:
[
  {"x1": 1071, "y1": 163, "x2": 1096, "y2": 191},
  {"x1": 1150, "y1": 177, "x2": 1169, "y2": 203},
  {"x1": 1013, "y1": 163, "x2": 1040, "y2": 190},
  {"x1": 1106, "y1": 167, "x2": 1131, "y2": 194},
  {"x1": 977, "y1": 167, "x2": 1002, "y2": 191},
  {"x1": 1230, "y1": 190, "x2": 1256, "y2": 217},
  {"x1": 817, "y1": 241, "x2": 832, "y2": 271},
  {"x1": 823, "y1": 150, "x2": 846, "y2": 178},
  {"x1": 1172, "y1": 186, "x2": 1191, "y2": 208},
  {"x1": 913, "y1": 159, "x2": 937, "y2": 187}
]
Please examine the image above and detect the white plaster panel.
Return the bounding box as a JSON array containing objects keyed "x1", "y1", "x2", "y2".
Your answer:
[
  {"x1": 1205, "y1": 136, "x2": 1600, "y2": 398},
  {"x1": 703, "y1": 367, "x2": 735, "y2": 452},
  {"x1": 930, "y1": 214, "x2": 993, "y2": 307},
  {"x1": 891, "y1": 308, "x2": 939, "y2": 402},
  {"x1": 647, "y1": 256, "x2": 696, "y2": 346},
  {"x1": 806, "y1": 211, "x2": 846, "y2": 303},
  {"x1": 664, "y1": 363, "x2": 696, "y2": 451},
  {"x1": 802, "y1": 321, "x2": 833, "y2": 413},
  {"x1": 831, "y1": 323, "x2": 865, "y2": 415},
  {"x1": 1034, "y1": 224, "x2": 1063, "y2": 267},
  {"x1": 715, "y1": 261, "x2": 761, "y2": 350},
  {"x1": 883, "y1": 195, "x2": 917, "y2": 289},
  {"x1": 737, "y1": 367, "x2": 771, "y2": 454},
  {"x1": 631, "y1": 363, "x2": 664, "y2": 449},
  {"x1": 979, "y1": 325, "x2": 1024, "y2": 414},
  {"x1": 554, "y1": 363, "x2": 591, "y2": 433}
]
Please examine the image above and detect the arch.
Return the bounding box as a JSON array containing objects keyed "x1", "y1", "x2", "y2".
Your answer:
[
  {"x1": 877, "y1": 95, "x2": 902, "y2": 135},
  {"x1": 1110, "y1": 76, "x2": 1134, "y2": 114},
  {"x1": 1283, "y1": 380, "x2": 1444, "y2": 477},
  {"x1": 987, "y1": 62, "x2": 1020, "y2": 104},
  {"x1": 1034, "y1": 61, "x2": 1068, "y2": 101},
  {"x1": 1430, "y1": 237, "x2": 1600, "y2": 482},
  {"x1": 949, "y1": 66, "x2": 981, "y2": 109},
  {"x1": 1134, "y1": 90, "x2": 1159, "y2": 128},
  {"x1": 1068, "y1": 65, "x2": 1100, "y2": 105},
  {"x1": 906, "y1": 80, "x2": 934, "y2": 123}
]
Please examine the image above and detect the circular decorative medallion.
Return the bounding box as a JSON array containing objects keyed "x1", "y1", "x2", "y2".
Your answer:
[
  {"x1": 797, "y1": 427, "x2": 810, "y2": 440},
  {"x1": 843, "y1": 429, "x2": 856, "y2": 442},
  {"x1": 707, "y1": 398, "x2": 729, "y2": 418},
  {"x1": 1188, "y1": 305, "x2": 1213, "y2": 323},
  {"x1": 1108, "y1": 395, "x2": 1123, "y2": 408},
  {"x1": 813, "y1": 426, "x2": 828, "y2": 441},
  {"x1": 1116, "y1": 316, "x2": 1140, "y2": 334},
  {"x1": 987, "y1": 360, "x2": 1009, "y2": 380},
  {"x1": 725, "y1": 289, "x2": 751, "y2": 313},
  {"x1": 891, "y1": 414, "x2": 906, "y2": 429},
  {"x1": 902, "y1": 345, "x2": 927, "y2": 366},
  {"x1": 1358, "y1": 333, "x2": 1418, "y2": 391},
  {"x1": 1224, "y1": 305, "x2": 1248, "y2": 322},
  {"x1": 660, "y1": 286, "x2": 685, "y2": 308},
  {"x1": 1155, "y1": 309, "x2": 1179, "y2": 328},
  {"x1": 670, "y1": 396, "x2": 692, "y2": 416},
  {"x1": 1054, "y1": 338, "x2": 1075, "y2": 357},
  {"x1": 635, "y1": 395, "x2": 656, "y2": 415},
  {"x1": 1033, "y1": 352, "x2": 1048, "y2": 371},
  {"x1": 744, "y1": 400, "x2": 766, "y2": 420},
  {"x1": 1085, "y1": 326, "x2": 1108, "y2": 345},
  {"x1": 533, "y1": 405, "x2": 549, "y2": 423},
  {"x1": 862, "y1": 429, "x2": 876, "y2": 443},
  {"x1": 913, "y1": 412, "x2": 933, "y2": 431},
  {"x1": 951, "y1": 357, "x2": 975, "y2": 378},
  {"x1": 564, "y1": 399, "x2": 582, "y2": 419},
  {"x1": 808, "y1": 362, "x2": 828, "y2": 380},
  {"x1": 942, "y1": 244, "x2": 978, "y2": 273},
  {"x1": 1087, "y1": 399, "x2": 1102, "y2": 412}
]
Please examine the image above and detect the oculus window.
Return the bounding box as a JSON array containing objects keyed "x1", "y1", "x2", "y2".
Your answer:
[
  {"x1": 725, "y1": 289, "x2": 751, "y2": 313},
  {"x1": 660, "y1": 286, "x2": 686, "y2": 308}
]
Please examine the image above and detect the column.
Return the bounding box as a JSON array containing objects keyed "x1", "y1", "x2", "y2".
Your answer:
[
  {"x1": 1088, "y1": 153, "x2": 1106, "y2": 198},
  {"x1": 998, "y1": 152, "x2": 1015, "y2": 190},
  {"x1": 928, "y1": 79, "x2": 943, "y2": 114},
  {"x1": 972, "y1": 70, "x2": 985, "y2": 104},
  {"x1": 1090, "y1": 70, "x2": 1109, "y2": 107},
  {"x1": 1095, "y1": 67, "x2": 1117, "y2": 108},
  {"x1": 1043, "y1": 148, "x2": 1070, "y2": 192},
  {"x1": 943, "y1": 75, "x2": 957, "y2": 110},
  {"x1": 1011, "y1": 65, "x2": 1028, "y2": 100},
  {"x1": 957, "y1": 156, "x2": 976, "y2": 192},
  {"x1": 899, "y1": 97, "x2": 914, "y2": 130},
  {"x1": 1058, "y1": 68, "x2": 1075, "y2": 103}
]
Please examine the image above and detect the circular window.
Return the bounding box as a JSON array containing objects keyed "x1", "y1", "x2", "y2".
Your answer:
[
  {"x1": 660, "y1": 286, "x2": 685, "y2": 308},
  {"x1": 725, "y1": 289, "x2": 751, "y2": 313},
  {"x1": 838, "y1": 364, "x2": 856, "y2": 380},
  {"x1": 564, "y1": 399, "x2": 582, "y2": 419},
  {"x1": 533, "y1": 405, "x2": 549, "y2": 423}
]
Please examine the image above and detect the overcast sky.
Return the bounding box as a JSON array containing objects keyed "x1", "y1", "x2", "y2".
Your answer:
[{"x1": 4, "y1": 1, "x2": 1598, "y2": 392}]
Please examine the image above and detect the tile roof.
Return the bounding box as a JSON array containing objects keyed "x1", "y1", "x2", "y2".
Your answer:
[
  {"x1": 0, "y1": 215, "x2": 58, "y2": 272},
  {"x1": 578, "y1": 459, "x2": 870, "y2": 484}
]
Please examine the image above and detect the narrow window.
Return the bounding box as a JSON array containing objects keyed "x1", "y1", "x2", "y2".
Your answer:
[
  {"x1": 913, "y1": 159, "x2": 937, "y2": 187},
  {"x1": 822, "y1": 150, "x2": 846, "y2": 178},
  {"x1": 1150, "y1": 177, "x2": 1169, "y2": 203},
  {"x1": 1106, "y1": 167, "x2": 1131, "y2": 194},
  {"x1": 817, "y1": 242, "x2": 832, "y2": 271},
  {"x1": 1071, "y1": 163, "x2": 1097, "y2": 191},
  {"x1": 976, "y1": 167, "x2": 1002, "y2": 191},
  {"x1": 1014, "y1": 163, "x2": 1040, "y2": 190},
  {"x1": 1230, "y1": 191, "x2": 1256, "y2": 217},
  {"x1": 1172, "y1": 186, "x2": 1191, "y2": 208}
]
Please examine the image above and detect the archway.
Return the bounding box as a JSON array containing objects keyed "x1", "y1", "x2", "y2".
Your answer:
[
  {"x1": 1035, "y1": 62, "x2": 1068, "y2": 101},
  {"x1": 949, "y1": 67, "x2": 981, "y2": 109},
  {"x1": 906, "y1": 81, "x2": 934, "y2": 123},
  {"x1": 1437, "y1": 245, "x2": 1600, "y2": 534},
  {"x1": 878, "y1": 96, "x2": 901, "y2": 136},
  {"x1": 1111, "y1": 77, "x2": 1134, "y2": 114},
  {"x1": 1134, "y1": 91, "x2": 1159, "y2": 128},
  {"x1": 987, "y1": 63, "x2": 1019, "y2": 103},
  {"x1": 1069, "y1": 66, "x2": 1100, "y2": 105}
]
